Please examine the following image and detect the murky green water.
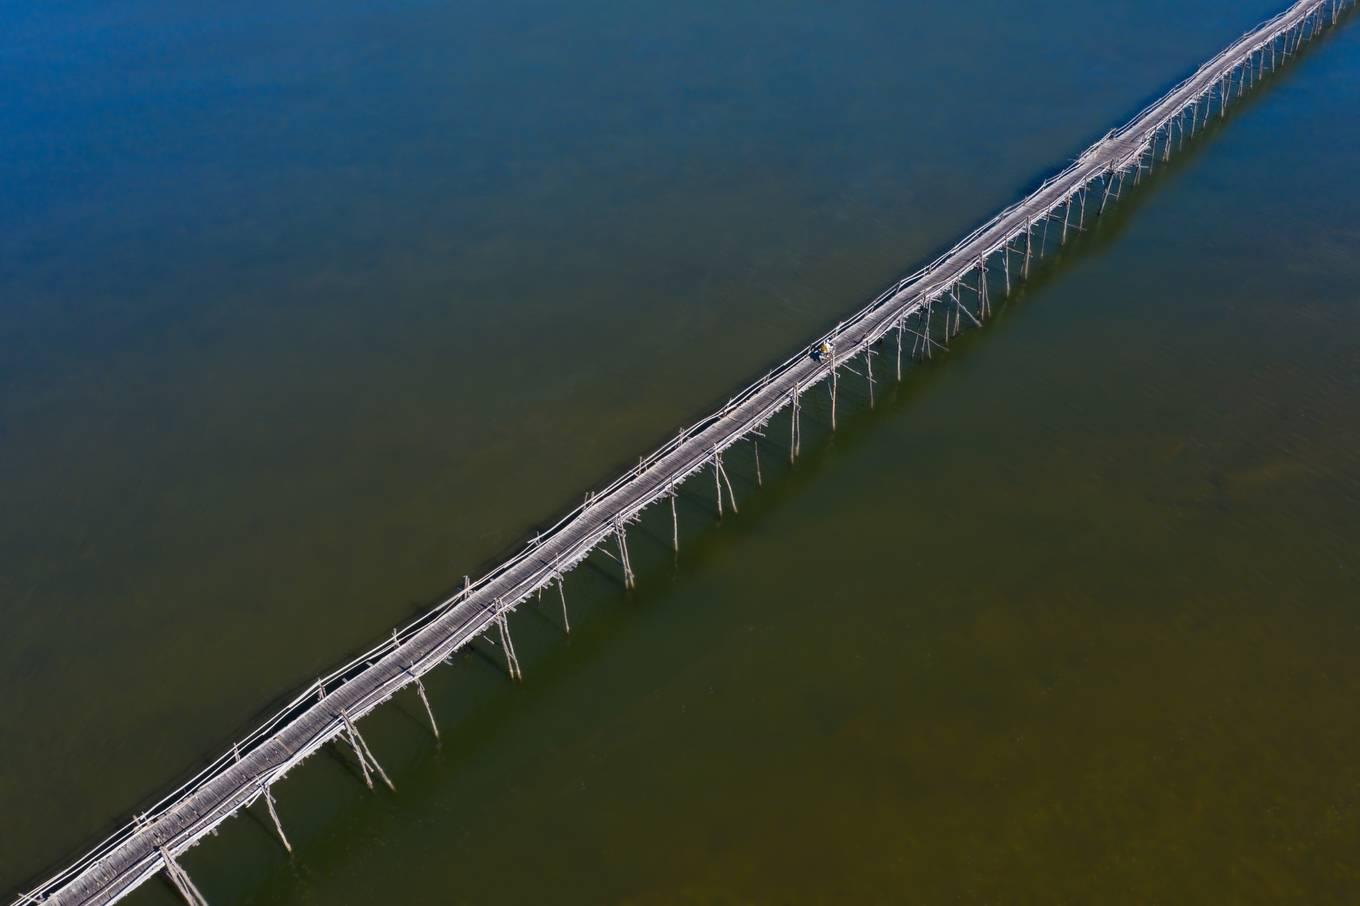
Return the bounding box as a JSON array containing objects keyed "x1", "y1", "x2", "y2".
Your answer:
[{"x1": 3, "y1": 1, "x2": 1358, "y2": 902}]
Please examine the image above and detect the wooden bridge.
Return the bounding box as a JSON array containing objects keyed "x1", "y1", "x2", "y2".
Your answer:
[{"x1": 14, "y1": 0, "x2": 1355, "y2": 902}]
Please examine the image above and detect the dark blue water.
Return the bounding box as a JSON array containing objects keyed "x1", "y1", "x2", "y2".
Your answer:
[{"x1": 3, "y1": 1, "x2": 1358, "y2": 902}]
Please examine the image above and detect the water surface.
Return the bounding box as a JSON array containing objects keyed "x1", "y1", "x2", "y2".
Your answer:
[{"x1": 2, "y1": 1, "x2": 1358, "y2": 902}]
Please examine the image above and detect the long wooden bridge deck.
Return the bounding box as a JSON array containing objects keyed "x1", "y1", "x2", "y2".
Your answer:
[{"x1": 16, "y1": 0, "x2": 1354, "y2": 902}]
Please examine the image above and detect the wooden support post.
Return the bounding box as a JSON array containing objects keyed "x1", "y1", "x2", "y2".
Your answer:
[
  {"x1": 1099, "y1": 170, "x2": 1115, "y2": 216},
  {"x1": 753, "y1": 436, "x2": 763, "y2": 486},
  {"x1": 615, "y1": 521, "x2": 635, "y2": 588},
  {"x1": 343, "y1": 709, "x2": 395, "y2": 791},
  {"x1": 830, "y1": 329, "x2": 840, "y2": 431},
  {"x1": 1003, "y1": 241, "x2": 1012, "y2": 294},
  {"x1": 896, "y1": 316, "x2": 904, "y2": 380},
  {"x1": 865, "y1": 346, "x2": 875, "y2": 408},
  {"x1": 1060, "y1": 197, "x2": 1072, "y2": 245},
  {"x1": 558, "y1": 574, "x2": 571, "y2": 634},
  {"x1": 712, "y1": 449, "x2": 723, "y2": 517},
  {"x1": 1023, "y1": 217, "x2": 1033, "y2": 278},
  {"x1": 713, "y1": 446, "x2": 738, "y2": 515},
  {"x1": 341, "y1": 712, "x2": 374, "y2": 789},
  {"x1": 978, "y1": 256, "x2": 990, "y2": 318},
  {"x1": 413, "y1": 674, "x2": 439, "y2": 741},
  {"x1": 494, "y1": 608, "x2": 523, "y2": 681},
  {"x1": 954, "y1": 288, "x2": 983, "y2": 329},
  {"x1": 259, "y1": 780, "x2": 292, "y2": 854},
  {"x1": 789, "y1": 387, "x2": 800, "y2": 464},
  {"x1": 830, "y1": 366, "x2": 838, "y2": 430},
  {"x1": 924, "y1": 298, "x2": 935, "y2": 359},
  {"x1": 1040, "y1": 211, "x2": 1052, "y2": 258},
  {"x1": 159, "y1": 846, "x2": 209, "y2": 906}
]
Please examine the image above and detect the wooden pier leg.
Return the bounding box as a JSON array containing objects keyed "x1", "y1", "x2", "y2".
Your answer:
[
  {"x1": 954, "y1": 288, "x2": 983, "y2": 329},
  {"x1": 1060, "y1": 197, "x2": 1072, "y2": 245},
  {"x1": 831, "y1": 368, "x2": 838, "y2": 430},
  {"x1": 413, "y1": 674, "x2": 439, "y2": 741},
  {"x1": 896, "y1": 316, "x2": 904, "y2": 380},
  {"x1": 341, "y1": 712, "x2": 374, "y2": 789},
  {"x1": 259, "y1": 780, "x2": 293, "y2": 854},
  {"x1": 715, "y1": 449, "x2": 739, "y2": 514},
  {"x1": 789, "y1": 388, "x2": 800, "y2": 464},
  {"x1": 1023, "y1": 217, "x2": 1033, "y2": 278},
  {"x1": 494, "y1": 609, "x2": 523, "y2": 681},
  {"x1": 1040, "y1": 212, "x2": 1051, "y2": 258},
  {"x1": 753, "y1": 436, "x2": 763, "y2": 486},
  {"x1": 979, "y1": 257, "x2": 990, "y2": 318},
  {"x1": 1003, "y1": 242, "x2": 1012, "y2": 295},
  {"x1": 924, "y1": 299, "x2": 935, "y2": 359},
  {"x1": 865, "y1": 347, "x2": 875, "y2": 408},
  {"x1": 558, "y1": 575, "x2": 571, "y2": 634},
  {"x1": 344, "y1": 710, "x2": 396, "y2": 791},
  {"x1": 712, "y1": 450, "x2": 724, "y2": 517},
  {"x1": 615, "y1": 522, "x2": 636, "y2": 588},
  {"x1": 159, "y1": 846, "x2": 210, "y2": 906}
]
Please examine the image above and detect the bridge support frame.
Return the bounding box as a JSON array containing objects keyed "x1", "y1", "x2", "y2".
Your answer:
[
  {"x1": 491, "y1": 607, "x2": 523, "y2": 681},
  {"x1": 342, "y1": 709, "x2": 396, "y2": 791},
  {"x1": 159, "y1": 846, "x2": 209, "y2": 906},
  {"x1": 412, "y1": 674, "x2": 439, "y2": 740},
  {"x1": 614, "y1": 520, "x2": 636, "y2": 588},
  {"x1": 865, "y1": 346, "x2": 875, "y2": 407},
  {"x1": 712, "y1": 446, "x2": 738, "y2": 516},
  {"x1": 258, "y1": 780, "x2": 292, "y2": 854}
]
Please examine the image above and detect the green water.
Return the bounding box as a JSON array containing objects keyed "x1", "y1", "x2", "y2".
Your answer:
[{"x1": 3, "y1": 1, "x2": 1359, "y2": 902}]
